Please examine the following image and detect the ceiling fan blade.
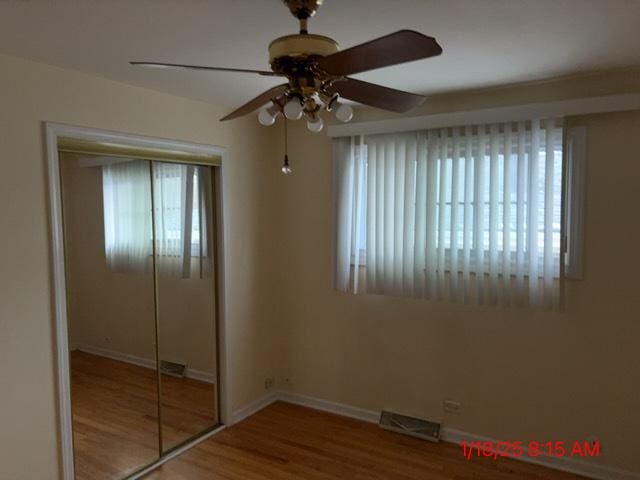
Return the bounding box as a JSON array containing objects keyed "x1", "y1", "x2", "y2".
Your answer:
[
  {"x1": 317, "y1": 30, "x2": 442, "y2": 76},
  {"x1": 220, "y1": 83, "x2": 289, "y2": 121},
  {"x1": 328, "y1": 78, "x2": 425, "y2": 113},
  {"x1": 130, "y1": 61, "x2": 280, "y2": 76}
]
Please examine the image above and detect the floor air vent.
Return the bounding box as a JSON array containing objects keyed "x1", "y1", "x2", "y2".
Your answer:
[
  {"x1": 379, "y1": 410, "x2": 441, "y2": 442},
  {"x1": 160, "y1": 360, "x2": 186, "y2": 378}
]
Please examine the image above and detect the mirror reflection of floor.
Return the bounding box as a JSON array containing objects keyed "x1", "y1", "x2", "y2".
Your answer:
[
  {"x1": 160, "y1": 365, "x2": 218, "y2": 451},
  {"x1": 70, "y1": 351, "x2": 217, "y2": 480}
]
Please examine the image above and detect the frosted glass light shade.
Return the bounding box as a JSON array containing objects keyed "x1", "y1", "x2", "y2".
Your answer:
[
  {"x1": 335, "y1": 103, "x2": 354, "y2": 122},
  {"x1": 307, "y1": 116, "x2": 324, "y2": 133},
  {"x1": 258, "y1": 108, "x2": 276, "y2": 126},
  {"x1": 284, "y1": 98, "x2": 303, "y2": 120}
]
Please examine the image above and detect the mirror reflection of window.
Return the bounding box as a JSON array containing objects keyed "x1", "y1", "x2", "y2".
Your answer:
[{"x1": 102, "y1": 161, "x2": 211, "y2": 278}]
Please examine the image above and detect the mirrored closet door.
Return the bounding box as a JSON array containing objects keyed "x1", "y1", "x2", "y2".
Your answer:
[
  {"x1": 152, "y1": 163, "x2": 218, "y2": 453},
  {"x1": 60, "y1": 151, "x2": 220, "y2": 480}
]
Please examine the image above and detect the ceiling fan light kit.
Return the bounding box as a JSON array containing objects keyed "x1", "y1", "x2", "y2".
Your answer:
[
  {"x1": 284, "y1": 97, "x2": 305, "y2": 120},
  {"x1": 334, "y1": 103, "x2": 354, "y2": 123},
  {"x1": 307, "y1": 116, "x2": 324, "y2": 133},
  {"x1": 258, "y1": 103, "x2": 280, "y2": 126},
  {"x1": 132, "y1": 0, "x2": 442, "y2": 169}
]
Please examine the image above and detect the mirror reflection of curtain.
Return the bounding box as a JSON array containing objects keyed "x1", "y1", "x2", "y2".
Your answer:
[
  {"x1": 102, "y1": 159, "x2": 151, "y2": 273},
  {"x1": 102, "y1": 160, "x2": 211, "y2": 278}
]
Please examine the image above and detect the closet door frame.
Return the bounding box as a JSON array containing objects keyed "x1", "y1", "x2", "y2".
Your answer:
[{"x1": 45, "y1": 122, "x2": 231, "y2": 480}]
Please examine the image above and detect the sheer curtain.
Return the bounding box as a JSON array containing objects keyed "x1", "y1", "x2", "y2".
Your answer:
[
  {"x1": 102, "y1": 159, "x2": 152, "y2": 272},
  {"x1": 334, "y1": 119, "x2": 563, "y2": 307},
  {"x1": 102, "y1": 160, "x2": 211, "y2": 278}
]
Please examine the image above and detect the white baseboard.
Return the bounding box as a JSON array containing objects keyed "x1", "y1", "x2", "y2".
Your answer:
[
  {"x1": 184, "y1": 368, "x2": 217, "y2": 385},
  {"x1": 231, "y1": 392, "x2": 279, "y2": 424},
  {"x1": 278, "y1": 391, "x2": 380, "y2": 424},
  {"x1": 231, "y1": 390, "x2": 639, "y2": 480},
  {"x1": 76, "y1": 344, "x2": 217, "y2": 384}
]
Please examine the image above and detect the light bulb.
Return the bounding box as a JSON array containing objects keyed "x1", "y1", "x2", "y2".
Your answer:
[
  {"x1": 284, "y1": 98, "x2": 303, "y2": 120},
  {"x1": 258, "y1": 108, "x2": 275, "y2": 126},
  {"x1": 258, "y1": 103, "x2": 281, "y2": 126},
  {"x1": 335, "y1": 103, "x2": 354, "y2": 122},
  {"x1": 307, "y1": 116, "x2": 324, "y2": 133}
]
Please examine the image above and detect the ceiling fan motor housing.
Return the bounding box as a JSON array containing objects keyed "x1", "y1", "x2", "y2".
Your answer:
[
  {"x1": 269, "y1": 34, "x2": 338, "y2": 65},
  {"x1": 269, "y1": 34, "x2": 339, "y2": 95}
]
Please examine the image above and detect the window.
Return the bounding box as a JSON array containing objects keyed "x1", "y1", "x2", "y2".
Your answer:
[
  {"x1": 102, "y1": 159, "x2": 210, "y2": 278},
  {"x1": 334, "y1": 119, "x2": 564, "y2": 307}
]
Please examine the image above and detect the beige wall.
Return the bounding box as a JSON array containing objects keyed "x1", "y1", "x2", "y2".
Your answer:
[
  {"x1": 274, "y1": 74, "x2": 640, "y2": 473},
  {"x1": 0, "y1": 53, "x2": 280, "y2": 480}
]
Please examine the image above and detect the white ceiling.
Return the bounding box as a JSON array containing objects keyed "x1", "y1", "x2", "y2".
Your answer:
[{"x1": 0, "y1": 0, "x2": 639, "y2": 109}]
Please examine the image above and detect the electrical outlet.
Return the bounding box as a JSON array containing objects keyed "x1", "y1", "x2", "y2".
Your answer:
[
  {"x1": 264, "y1": 377, "x2": 274, "y2": 390},
  {"x1": 442, "y1": 399, "x2": 462, "y2": 415}
]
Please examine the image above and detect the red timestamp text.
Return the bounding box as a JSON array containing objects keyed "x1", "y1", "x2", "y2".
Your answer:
[{"x1": 460, "y1": 440, "x2": 600, "y2": 461}]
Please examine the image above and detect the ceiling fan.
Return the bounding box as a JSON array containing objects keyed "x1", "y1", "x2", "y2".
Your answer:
[{"x1": 131, "y1": 0, "x2": 442, "y2": 133}]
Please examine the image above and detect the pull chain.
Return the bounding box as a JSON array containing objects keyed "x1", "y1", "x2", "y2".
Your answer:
[{"x1": 282, "y1": 119, "x2": 292, "y2": 174}]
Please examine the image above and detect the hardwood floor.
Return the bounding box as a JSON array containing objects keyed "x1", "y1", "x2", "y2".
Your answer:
[
  {"x1": 145, "y1": 402, "x2": 588, "y2": 480},
  {"x1": 71, "y1": 354, "x2": 588, "y2": 480},
  {"x1": 70, "y1": 351, "x2": 217, "y2": 480}
]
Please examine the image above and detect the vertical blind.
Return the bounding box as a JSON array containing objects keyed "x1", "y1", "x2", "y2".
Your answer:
[
  {"x1": 151, "y1": 163, "x2": 211, "y2": 278},
  {"x1": 334, "y1": 119, "x2": 563, "y2": 307}
]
